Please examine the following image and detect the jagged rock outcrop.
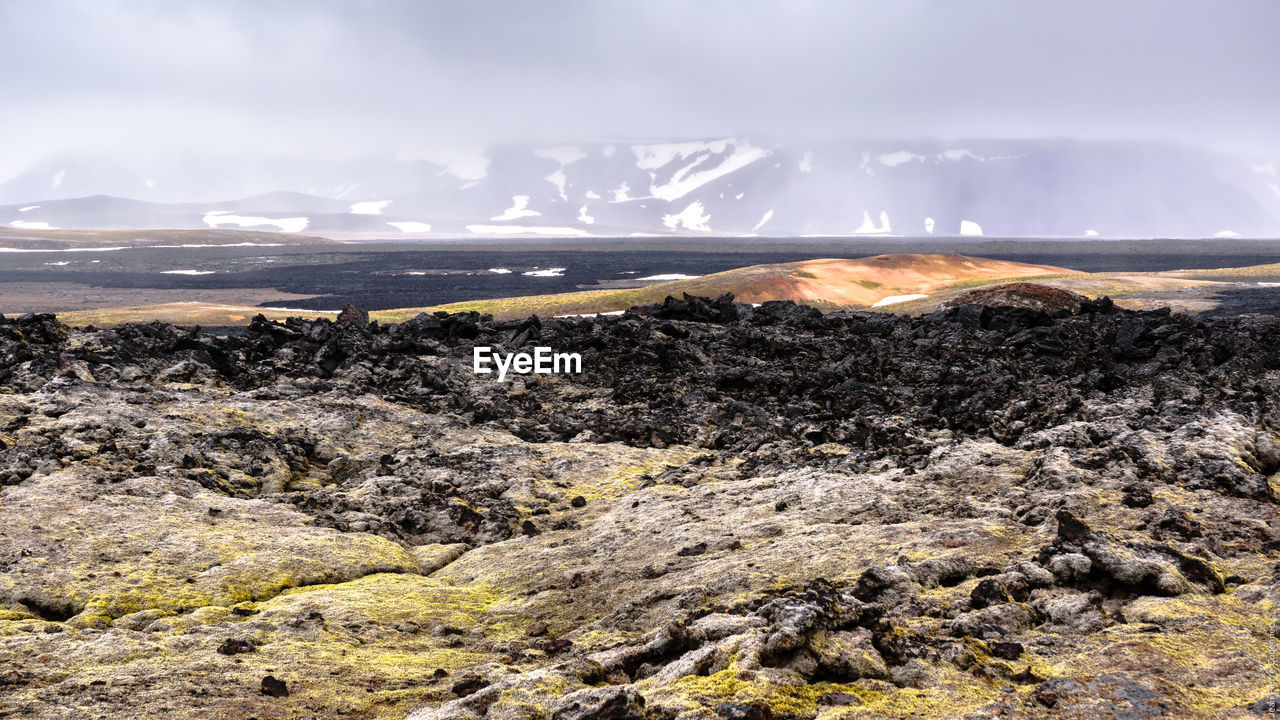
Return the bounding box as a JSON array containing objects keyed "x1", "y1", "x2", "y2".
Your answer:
[
  {"x1": 0, "y1": 298, "x2": 1277, "y2": 719},
  {"x1": 939, "y1": 282, "x2": 1089, "y2": 314}
]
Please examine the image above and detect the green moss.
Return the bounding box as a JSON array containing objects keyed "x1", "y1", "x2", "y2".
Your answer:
[
  {"x1": 31, "y1": 507, "x2": 421, "y2": 622},
  {"x1": 266, "y1": 572, "x2": 502, "y2": 627},
  {"x1": 1125, "y1": 594, "x2": 1269, "y2": 633},
  {"x1": 669, "y1": 668, "x2": 880, "y2": 715},
  {"x1": 536, "y1": 443, "x2": 705, "y2": 504},
  {"x1": 940, "y1": 274, "x2": 1069, "y2": 291},
  {"x1": 486, "y1": 676, "x2": 578, "y2": 718},
  {"x1": 1046, "y1": 596, "x2": 1274, "y2": 717},
  {"x1": 66, "y1": 572, "x2": 515, "y2": 718},
  {"x1": 0, "y1": 606, "x2": 36, "y2": 622},
  {"x1": 67, "y1": 602, "x2": 113, "y2": 629}
]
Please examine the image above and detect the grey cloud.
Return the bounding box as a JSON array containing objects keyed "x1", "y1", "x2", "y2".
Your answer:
[{"x1": 1, "y1": 0, "x2": 1278, "y2": 179}]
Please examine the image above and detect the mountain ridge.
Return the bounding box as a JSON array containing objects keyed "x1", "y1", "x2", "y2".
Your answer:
[{"x1": 3, "y1": 138, "x2": 1279, "y2": 238}]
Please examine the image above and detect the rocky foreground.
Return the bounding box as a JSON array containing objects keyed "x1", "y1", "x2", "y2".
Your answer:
[{"x1": 1, "y1": 292, "x2": 1278, "y2": 719}]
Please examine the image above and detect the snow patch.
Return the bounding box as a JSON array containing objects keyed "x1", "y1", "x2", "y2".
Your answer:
[
  {"x1": 262, "y1": 307, "x2": 340, "y2": 314},
  {"x1": 533, "y1": 147, "x2": 587, "y2": 200},
  {"x1": 533, "y1": 146, "x2": 588, "y2": 166},
  {"x1": 636, "y1": 273, "x2": 700, "y2": 282},
  {"x1": 960, "y1": 220, "x2": 984, "y2": 236},
  {"x1": 51, "y1": 169, "x2": 65, "y2": 188},
  {"x1": 204, "y1": 211, "x2": 309, "y2": 233},
  {"x1": 556, "y1": 310, "x2": 625, "y2": 318},
  {"x1": 585, "y1": 190, "x2": 601, "y2": 200},
  {"x1": 350, "y1": 200, "x2": 392, "y2": 215},
  {"x1": 18, "y1": 205, "x2": 38, "y2": 212},
  {"x1": 422, "y1": 146, "x2": 490, "y2": 180},
  {"x1": 872, "y1": 294, "x2": 928, "y2": 307},
  {"x1": 751, "y1": 210, "x2": 774, "y2": 232},
  {"x1": 878, "y1": 151, "x2": 925, "y2": 167},
  {"x1": 544, "y1": 169, "x2": 568, "y2": 199},
  {"x1": 662, "y1": 201, "x2": 712, "y2": 232},
  {"x1": 492, "y1": 195, "x2": 542, "y2": 221},
  {"x1": 1084, "y1": 229, "x2": 1099, "y2": 237},
  {"x1": 9, "y1": 221, "x2": 56, "y2": 229},
  {"x1": 634, "y1": 139, "x2": 727, "y2": 170},
  {"x1": 798, "y1": 151, "x2": 813, "y2": 173},
  {"x1": 924, "y1": 217, "x2": 935, "y2": 234},
  {"x1": 160, "y1": 269, "x2": 215, "y2": 275},
  {"x1": 487, "y1": 268, "x2": 512, "y2": 274},
  {"x1": 1214, "y1": 230, "x2": 1241, "y2": 238},
  {"x1": 577, "y1": 206, "x2": 594, "y2": 224},
  {"x1": 941, "y1": 149, "x2": 979, "y2": 162},
  {"x1": 43, "y1": 261, "x2": 70, "y2": 266},
  {"x1": 522, "y1": 267, "x2": 566, "y2": 277},
  {"x1": 611, "y1": 181, "x2": 632, "y2": 203},
  {"x1": 388, "y1": 221, "x2": 432, "y2": 233},
  {"x1": 636, "y1": 139, "x2": 769, "y2": 202},
  {"x1": 855, "y1": 211, "x2": 892, "y2": 234}
]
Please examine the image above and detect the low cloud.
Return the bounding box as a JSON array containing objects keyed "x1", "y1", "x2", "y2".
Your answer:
[{"x1": 1, "y1": 0, "x2": 1278, "y2": 178}]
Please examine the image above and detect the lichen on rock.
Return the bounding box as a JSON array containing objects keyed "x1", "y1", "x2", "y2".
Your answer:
[{"x1": 1, "y1": 300, "x2": 1278, "y2": 719}]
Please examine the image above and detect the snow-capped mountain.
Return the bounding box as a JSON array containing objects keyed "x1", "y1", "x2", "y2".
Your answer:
[{"x1": 3, "y1": 138, "x2": 1279, "y2": 238}]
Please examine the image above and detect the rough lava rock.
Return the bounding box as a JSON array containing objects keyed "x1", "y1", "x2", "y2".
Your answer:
[
  {"x1": 0, "y1": 296, "x2": 1278, "y2": 720},
  {"x1": 939, "y1": 282, "x2": 1089, "y2": 314}
]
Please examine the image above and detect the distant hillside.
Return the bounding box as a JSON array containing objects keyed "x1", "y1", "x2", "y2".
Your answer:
[
  {"x1": 0, "y1": 227, "x2": 340, "y2": 250},
  {"x1": 47, "y1": 253, "x2": 1280, "y2": 327},
  {"x1": 373, "y1": 254, "x2": 1077, "y2": 320},
  {"x1": 2, "y1": 139, "x2": 1278, "y2": 239}
]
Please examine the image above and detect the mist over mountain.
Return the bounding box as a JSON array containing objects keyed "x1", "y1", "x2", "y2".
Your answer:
[{"x1": 3, "y1": 138, "x2": 1278, "y2": 239}]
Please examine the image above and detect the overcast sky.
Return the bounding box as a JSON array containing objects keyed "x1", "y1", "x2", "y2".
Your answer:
[{"x1": 1, "y1": 0, "x2": 1278, "y2": 178}]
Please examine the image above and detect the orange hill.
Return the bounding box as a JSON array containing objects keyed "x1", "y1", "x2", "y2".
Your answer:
[
  {"x1": 714, "y1": 254, "x2": 1074, "y2": 307},
  {"x1": 51, "y1": 254, "x2": 1081, "y2": 327},
  {"x1": 371, "y1": 253, "x2": 1079, "y2": 322}
]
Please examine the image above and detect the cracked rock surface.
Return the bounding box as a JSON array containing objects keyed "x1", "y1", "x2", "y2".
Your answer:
[{"x1": 0, "y1": 293, "x2": 1278, "y2": 719}]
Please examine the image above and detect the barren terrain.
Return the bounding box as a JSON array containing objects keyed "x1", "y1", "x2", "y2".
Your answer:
[
  {"x1": 1, "y1": 291, "x2": 1278, "y2": 719},
  {"x1": 21, "y1": 252, "x2": 1280, "y2": 327}
]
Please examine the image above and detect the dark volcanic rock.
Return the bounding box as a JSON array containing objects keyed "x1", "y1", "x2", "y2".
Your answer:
[
  {"x1": 940, "y1": 282, "x2": 1089, "y2": 314},
  {"x1": 260, "y1": 675, "x2": 288, "y2": 697},
  {"x1": 2, "y1": 296, "x2": 1279, "y2": 720},
  {"x1": 216, "y1": 638, "x2": 256, "y2": 656},
  {"x1": 715, "y1": 701, "x2": 773, "y2": 720}
]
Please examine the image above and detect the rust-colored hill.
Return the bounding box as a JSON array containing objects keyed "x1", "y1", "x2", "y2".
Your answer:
[
  {"x1": 46, "y1": 254, "x2": 1080, "y2": 326},
  {"x1": 374, "y1": 253, "x2": 1077, "y2": 321},
  {"x1": 47, "y1": 253, "x2": 1280, "y2": 327},
  {"x1": 716, "y1": 254, "x2": 1074, "y2": 306}
]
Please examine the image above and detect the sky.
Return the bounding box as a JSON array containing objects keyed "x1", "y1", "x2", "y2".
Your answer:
[{"x1": 1, "y1": 0, "x2": 1278, "y2": 178}]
